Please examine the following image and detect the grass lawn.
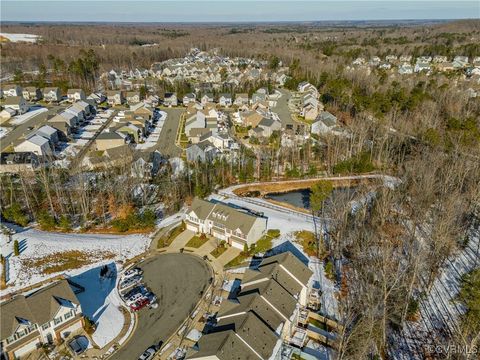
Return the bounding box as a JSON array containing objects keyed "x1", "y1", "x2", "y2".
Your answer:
[
  {"x1": 224, "y1": 253, "x2": 250, "y2": 268},
  {"x1": 294, "y1": 230, "x2": 326, "y2": 257},
  {"x1": 157, "y1": 222, "x2": 185, "y2": 248},
  {"x1": 186, "y1": 235, "x2": 209, "y2": 248},
  {"x1": 308, "y1": 318, "x2": 327, "y2": 330},
  {"x1": 210, "y1": 245, "x2": 228, "y2": 258},
  {"x1": 23, "y1": 250, "x2": 115, "y2": 275}
]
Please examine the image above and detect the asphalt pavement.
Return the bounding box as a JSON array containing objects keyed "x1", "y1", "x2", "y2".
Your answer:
[
  {"x1": 274, "y1": 89, "x2": 295, "y2": 128},
  {"x1": 110, "y1": 253, "x2": 211, "y2": 360},
  {"x1": 154, "y1": 108, "x2": 183, "y2": 157}
]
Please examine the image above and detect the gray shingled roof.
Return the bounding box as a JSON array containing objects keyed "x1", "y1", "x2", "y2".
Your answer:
[
  {"x1": 189, "y1": 330, "x2": 259, "y2": 360},
  {"x1": 215, "y1": 312, "x2": 278, "y2": 359},
  {"x1": 0, "y1": 280, "x2": 79, "y2": 339},
  {"x1": 245, "y1": 252, "x2": 313, "y2": 288}
]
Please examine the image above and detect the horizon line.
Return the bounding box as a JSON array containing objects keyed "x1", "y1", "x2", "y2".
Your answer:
[{"x1": 1, "y1": 18, "x2": 469, "y2": 25}]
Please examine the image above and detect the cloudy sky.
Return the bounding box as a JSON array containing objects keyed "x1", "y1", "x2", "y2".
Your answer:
[{"x1": 1, "y1": 1, "x2": 479, "y2": 22}]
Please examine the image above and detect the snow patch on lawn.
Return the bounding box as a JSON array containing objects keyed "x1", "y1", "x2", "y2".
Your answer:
[{"x1": 0, "y1": 226, "x2": 150, "y2": 296}]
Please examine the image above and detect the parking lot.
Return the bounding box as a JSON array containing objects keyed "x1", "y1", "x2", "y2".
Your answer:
[{"x1": 110, "y1": 253, "x2": 211, "y2": 360}]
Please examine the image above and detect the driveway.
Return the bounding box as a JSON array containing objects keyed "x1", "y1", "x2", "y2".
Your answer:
[
  {"x1": 216, "y1": 247, "x2": 241, "y2": 267},
  {"x1": 169, "y1": 229, "x2": 194, "y2": 251},
  {"x1": 110, "y1": 253, "x2": 211, "y2": 360}
]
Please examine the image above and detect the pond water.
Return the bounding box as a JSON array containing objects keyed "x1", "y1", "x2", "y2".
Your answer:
[{"x1": 265, "y1": 187, "x2": 356, "y2": 210}]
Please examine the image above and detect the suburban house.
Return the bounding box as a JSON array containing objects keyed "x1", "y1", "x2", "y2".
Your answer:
[
  {"x1": 125, "y1": 91, "x2": 141, "y2": 105},
  {"x1": 234, "y1": 93, "x2": 249, "y2": 106},
  {"x1": 218, "y1": 93, "x2": 232, "y2": 107},
  {"x1": 0, "y1": 152, "x2": 40, "y2": 173},
  {"x1": 241, "y1": 110, "x2": 264, "y2": 128},
  {"x1": 188, "y1": 252, "x2": 312, "y2": 360},
  {"x1": 34, "y1": 125, "x2": 59, "y2": 147},
  {"x1": 201, "y1": 93, "x2": 214, "y2": 104},
  {"x1": 43, "y1": 87, "x2": 62, "y2": 102},
  {"x1": 106, "y1": 90, "x2": 124, "y2": 106},
  {"x1": 65, "y1": 105, "x2": 85, "y2": 124},
  {"x1": 398, "y1": 63, "x2": 414, "y2": 75},
  {"x1": 185, "y1": 197, "x2": 268, "y2": 249},
  {"x1": 453, "y1": 56, "x2": 469, "y2": 68},
  {"x1": 163, "y1": 93, "x2": 178, "y2": 107},
  {"x1": 3, "y1": 96, "x2": 29, "y2": 115},
  {"x1": 95, "y1": 131, "x2": 126, "y2": 151},
  {"x1": 183, "y1": 93, "x2": 197, "y2": 105},
  {"x1": 131, "y1": 151, "x2": 164, "y2": 179},
  {"x1": 0, "y1": 280, "x2": 84, "y2": 360},
  {"x1": 297, "y1": 81, "x2": 319, "y2": 97},
  {"x1": 311, "y1": 111, "x2": 342, "y2": 136},
  {"x1": 3, "y1": 84, "x2": 22, "y2": 97},
  {"x1": 67, "y1": 89, "x2": 86, "y2": 103},
  {"x1": 249, "y1": 117, "x2": 282, "y2": 138},
  {"x1": 87, "y1": 92, "x2": 106, "y2": 104},
  {"x1": 22, "y1": 87, "x2": 42, "y2": 101},
  {"x1": 49, "y1": 111, "x2": 78, "y2": 131},
  {"x1": 14, "y1": 134, "x2": 52, "y2": 156},
  {"x1": 84, "y1": 144, "x2": 133, "y2": 169},
  {"x1": 251, "y1": 92, "x2": 267, "y2": 104},
  {"x1": 186, "y1": 140, "x2": 219, "y2": 163}
]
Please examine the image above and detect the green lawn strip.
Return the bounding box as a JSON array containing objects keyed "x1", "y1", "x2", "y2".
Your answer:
[
  {"x1": 210, "y1": 245, "x2": 228, "y2": 258},
  {"x1": 224, "y1": 252, "x2": 250, "y2": 268},
  {"x1": 157, "y1": 222, "x2": 185, "y2": 248},
  {"x1": 185, "y1": 235, "x2": 209, "y2": 248}
]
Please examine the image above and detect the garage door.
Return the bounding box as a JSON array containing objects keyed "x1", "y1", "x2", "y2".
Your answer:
[
  {"x1": 61, "y1": 320, "x2": 83, "y2": 339},
  {"x1": 13, "y1": 338, "x2": 41, "y2": 358},
  {"x1": 230, "y1": 239, "x2": 245, "y2": 250},
  {"x1": 186, "y1": 223, "x2": 198, "y2": 232}
]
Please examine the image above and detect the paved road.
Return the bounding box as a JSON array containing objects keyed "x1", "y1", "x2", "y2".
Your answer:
[
  {"x1": 154, "y1": 108, "x2": 183, "y2": 157},
  {"x1": 273, "y1": 89, "x2": 295, "y2": 128},
  {"x1": 110, "y1": 253, "x2": 211, "y2": 360}
]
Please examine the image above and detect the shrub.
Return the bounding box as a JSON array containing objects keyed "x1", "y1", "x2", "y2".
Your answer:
[
  {"x1": 83, "y1": 317, "x2": 96, "y2": 334},
  {"x1": 2, "y1": 203, "x2": 28, "y2": 227},
  {"x1": 267, "y1": 229, "x2": 281, "y2": 238},
  {"x1": 324, "y1": 259, "x2": 335, "y2": 280},
  {"x1": 37, "y1": 211, "x2": 56, "y2": 231},
  {"x1": 58, "y1": 215, "x2": 71, "y2": 231},
  {"x1": 111, "y1": 209, "x2": 156, "y2": 232},
  {"x1": 14, "y1": 239, "x2": 20, "y2": 256}
]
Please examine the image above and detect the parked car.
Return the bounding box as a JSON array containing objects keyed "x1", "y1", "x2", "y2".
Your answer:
[
  {"x1": 68, "y1": 335, "x2": 89, "y2": 355},
  {"x1": 123, "y1": 285, "x2": 147, "y2": 299},
  {"x1": 138, "y1": 346, "x2": 157, "y2": 360},
  {"x1": 120, "y1": 275, "x2": 142, "y2": 290},
  {"x1": 130, "y1": 298, "x2": 150, "y2": 312},
  {"x1": 145, "y1": 292, "x2": 157, "y2": 304},
  {"x1": 123, "y1": 267, "x2": 143, "y2": 279}
]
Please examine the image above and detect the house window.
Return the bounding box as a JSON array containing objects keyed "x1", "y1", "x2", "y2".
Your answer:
[
  {"x1": 64, "y1": 310, "x2": 73, "y2": 320},
  {"x1": 42, "y1": 323, "x2": 50, "y2": 330},
  {"x1": 53, "y1": 317, "x2": 62, "y2": 325}
]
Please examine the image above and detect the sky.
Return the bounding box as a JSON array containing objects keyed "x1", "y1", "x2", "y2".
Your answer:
[{"x1": 1, "y1": 1, "x2": 479, "y2": 23}]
